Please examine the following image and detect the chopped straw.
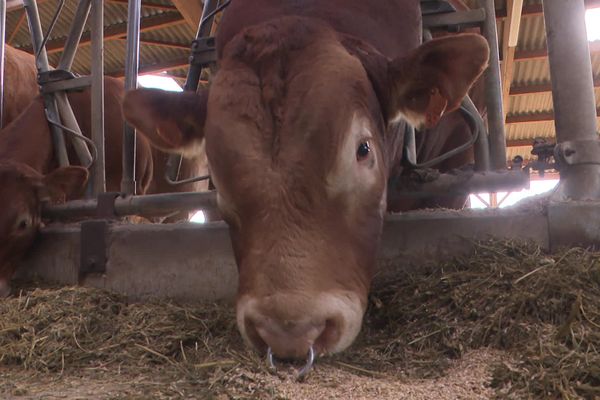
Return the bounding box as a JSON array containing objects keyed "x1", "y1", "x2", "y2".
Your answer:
[{"x1": 1, "y1": 239, "x2": 600, "y2": 398}]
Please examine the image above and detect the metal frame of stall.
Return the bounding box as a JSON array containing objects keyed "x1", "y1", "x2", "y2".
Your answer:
[
  {"x1": 6, "y1": 0, "x2": 600, "y2": 293},
  {"x1": 10, "y1": 0, "x2": 527, "y2": 222}
]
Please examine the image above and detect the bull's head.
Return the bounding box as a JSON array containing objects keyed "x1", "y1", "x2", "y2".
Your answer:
[
  {"x1": 123, "y1": 17, "x2": 488, "y2": 359},
  {"x1": 0, "y1": 162, "x2": 88, "y2": 297}
]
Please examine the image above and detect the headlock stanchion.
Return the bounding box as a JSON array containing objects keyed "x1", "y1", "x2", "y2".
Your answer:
[
  {"x1": 479, "y1": 0, "x2": 507, "y2": 171},
  {"x1": 90, "y1": 0, "x2": 105, "y2": 195},
  {"x1": 23, "y1": 0, "x2": 70, "y2": 167},
  {"x1": 121, "y1": 0, "x2": 141, "y2": 195},
  {"x1": 22, "y1": 0, "x2": 95, "y2": 173},
  {"x1": 165, "y1": 0, "x2": 220, "y2": 185}
]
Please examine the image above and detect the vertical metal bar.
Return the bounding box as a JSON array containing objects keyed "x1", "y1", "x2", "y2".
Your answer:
[
  {"x1": 543, "y1": 0, "x2": 600, "y2": 200},
  {"x1": 23, "y1": 0, "x2": 69, "y2": 167},
  {"x1": 478, "y1": 0, "x2": 507, "y2": 170},
  {"x1": 55, "y1": 92, "x2": 93, "y2": 166},
  {"x1": 0, "y1": 0, "x2": 6, "y2": 128},
  {"x1": 184, "y1": 0, "x2": 218, "y2": 92},
  {"x1": 57, "y1": 0, "x2": 91, "y2": 71},
  {"x1": 461, "y1": 95, "x2": 491, "y2": 171},
  {"x1": 121, "y1": 0, "x2": 141, "y2": 195},
  {"x1": 166, "y1": 0, "x2": 219, "y2": 183},
  {"x1": 90, "y1": 0, "x2": 105, "y2": 194}
]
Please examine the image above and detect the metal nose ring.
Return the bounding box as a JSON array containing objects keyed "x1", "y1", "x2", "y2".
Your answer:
[{"x1": 267, "y1": 346, "x2": 316, "y2": 381}]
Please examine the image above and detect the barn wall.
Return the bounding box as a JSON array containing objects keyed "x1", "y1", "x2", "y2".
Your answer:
[{"x1": 16, "y1": 206, "x2": 551, "y2": 302}]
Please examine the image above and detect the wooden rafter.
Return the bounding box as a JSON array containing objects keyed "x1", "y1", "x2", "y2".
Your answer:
[
  {"x1": 19, "y1": 12, "x2": 184, "y2": 54},
  {"x1": 510, "y1": 78, "x2": 600, "y2": 96},
  {"x1": 7, "y1": 9, "x2": 26, "y2": 45},
  {"x1": 171, "y1": 0, "x2": 203, "y2": 29},
  {"x1": 117, "y1": 37, "x2": 191, "y2": 50},
  {"x1": 515, "y1": 42, "x2": 600, "y2": 61},
  {"x1": 105, "y1": 0, "x2": 178, "y2": 12},
  {"x1": 109, "y1": 57, "x2": 190, "y2": 78},
  {"x1": 500, "y1": 0, "x2": 523, "y2": 116},
  {"x1": 506, "y1": 138, "x2": 553, "y2": 147},
  {"x1": 506, "y1": 109, "x2": 600, "y2": 124},
  {"x1": 496, "y1": 0, "x2": 600, "y2": 19}
]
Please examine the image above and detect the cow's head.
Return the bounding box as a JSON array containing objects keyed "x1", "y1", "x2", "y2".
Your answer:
[
  {"x1": 0, "y1": 162, "x2": 88, "y2": 297},
  {"x1": 123, "y1": 17, "x2": 488, "y2": 359}
]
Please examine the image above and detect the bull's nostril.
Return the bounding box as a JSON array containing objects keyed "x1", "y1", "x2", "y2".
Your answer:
[
  {"x1": 244, "y1": 315, "x2": 268, "y2": 352},
  {"x1": 314, "y1": 318, "x2": 342, "y2": 354}
]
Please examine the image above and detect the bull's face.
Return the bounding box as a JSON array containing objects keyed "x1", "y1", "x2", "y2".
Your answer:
[
  {"x1": 123, "y1": 17, "x2": 488, "y2": 358},
  {"x1": 0, "y1": 163, "x2": 87, "y2": 298}
]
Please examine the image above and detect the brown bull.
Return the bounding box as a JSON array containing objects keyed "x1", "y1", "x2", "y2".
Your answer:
[
  {"x1": 3, "y1": 45, "x2": 39, "y2": 126},
  {"x1": 0, "y1": 76, "x2": 207, "y2": 298},
  {"x1": 123, "y1": 0, "x2": 489, "y2": 359}
]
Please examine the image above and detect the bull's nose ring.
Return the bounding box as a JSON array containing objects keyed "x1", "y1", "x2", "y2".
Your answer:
[{"x1": 266, "y1": 346, "x2": 316, "y2": 381}]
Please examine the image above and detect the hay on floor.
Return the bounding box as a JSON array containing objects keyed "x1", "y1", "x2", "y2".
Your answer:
[{"x1": 1, "y1": 240, "x2": 600, "y2": 399}]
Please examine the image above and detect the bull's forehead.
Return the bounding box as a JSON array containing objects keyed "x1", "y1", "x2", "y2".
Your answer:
[{"x1": 206, "y1": 33, "x2": 383, "y2": 190}]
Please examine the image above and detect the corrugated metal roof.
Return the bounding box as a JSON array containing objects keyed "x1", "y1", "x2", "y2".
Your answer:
[
  {"x1": 7, "y1": 0, "x2": 191, "y2": 78},
  {"x1": 5, "y1": 0, "x2": 599, "y2": 168}
]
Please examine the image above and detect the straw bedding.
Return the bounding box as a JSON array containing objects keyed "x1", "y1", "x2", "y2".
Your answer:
[{"x1": 1, "y1": 240, "x2": 599, "y2": 399}]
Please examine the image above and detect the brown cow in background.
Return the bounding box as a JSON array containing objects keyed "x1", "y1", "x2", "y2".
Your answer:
[
  {"x1": 3, "y1": 45, "x2": 39, "y2": 126},
  {"x1": 0, "y1": 61, "x2": 208, "y2": 297}
]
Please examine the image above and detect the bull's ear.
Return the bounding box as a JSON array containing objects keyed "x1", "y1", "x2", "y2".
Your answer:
[
  {"x1": 39, "y1": 166, "x2": 89, "y2": 202},
  {"x1": 387, "y1": 33, "x2": 489, "y2": 129},
  {"x1": 122, "y1": 88, "x2": 208, "y2": 154}
]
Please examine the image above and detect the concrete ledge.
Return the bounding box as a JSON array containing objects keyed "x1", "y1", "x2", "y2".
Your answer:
[{"x1": 17, "y1": 207, "x2": 550, "y2": 302}]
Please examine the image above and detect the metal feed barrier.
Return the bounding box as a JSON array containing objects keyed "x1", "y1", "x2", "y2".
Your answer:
[{"x1": 6, "y1": 0, "x2": 600, "y2": 299}]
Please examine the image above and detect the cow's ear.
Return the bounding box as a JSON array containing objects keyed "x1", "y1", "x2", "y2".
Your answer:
[
  {"x1": 122, "y1": 88, "x2": 208, "y2": 154},
  {"x1": 387, "y1": 33, "x2": 489, "y2": 129},
  {"x1": 38, "y1": 166, "x2": 89, "y2": 202}
]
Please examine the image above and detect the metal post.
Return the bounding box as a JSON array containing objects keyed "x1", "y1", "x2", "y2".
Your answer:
[
  {"x1": 23, "y1": 0, "x2": 69, "y2": 167},
  {"x1": 166, "y1": 0, "x2": 219, "y2": 183},
  {"x1": 55, "y1": 92, "x2": 93, "y2": 166},
  {"x1": 462, "y1": 95, "x2": 491, "y2": 171},
  {"x1": 121, "y1": 0, "x2": 141, "y2": 195},
  {"x1": 90, "y1": 0, "x2": 105, "y2": 194},
  {"x1": 0, "y1": 0, "x2": 5, "y2": 128},
  {"x1": 543, "y1": 0, "x2": 600, "y2": 200},
  {"x1": 478, "y1": 0, "x2": 507, "y2": 170},
  {"x1": 57, "y1": 0, "x2": 91, "y2": 71}
]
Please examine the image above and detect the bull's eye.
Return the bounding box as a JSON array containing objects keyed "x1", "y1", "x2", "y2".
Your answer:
[
  {"x1": 15, "y1": 216, "x2": 31, "y2": 232},
  {"x1": 356, "y1": 141, "x2": 371, "y2": 161}
]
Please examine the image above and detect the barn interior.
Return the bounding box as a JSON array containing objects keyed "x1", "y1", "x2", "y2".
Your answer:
[
  {"x1": 4, "y1": 0, "x2": 596, "y2": 181},
  {"x1": 2, "y1": 0, "x2": 600, "y2": 398}
]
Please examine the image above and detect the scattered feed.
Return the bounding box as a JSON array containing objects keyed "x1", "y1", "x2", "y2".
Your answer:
[{"x1": 1, "y1": 240, "x2": 599, "y2": 399}]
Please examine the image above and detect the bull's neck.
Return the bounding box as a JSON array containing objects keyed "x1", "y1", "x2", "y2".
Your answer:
[{"x1": 0, "y1": 100, "x2": 54, "y2": 174}]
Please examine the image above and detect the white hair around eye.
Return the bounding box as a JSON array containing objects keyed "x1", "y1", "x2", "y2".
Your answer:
[{"x1": 326, "y1": 113, "x2": 380, "y2": 199}]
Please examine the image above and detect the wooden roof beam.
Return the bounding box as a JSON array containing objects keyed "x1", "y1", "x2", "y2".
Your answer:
[
  {"x1": 109, "y1": 57, "x2": 190, "y2": 78},
  {"x1": 515, "y1": 41, "x2": 600, "y2": 61},
  {"x1": 117, "y1": 37, "x2": 190, "y2": 50},
  {"x1": 105, "y1": 0, "x2": 178, "y2": 12},
  {"x1": 506, "y1": 109, "x2": 600, "y2": 124},
  {"x1": 171, "y1": 0, "x2": 203, "y2": 29},
  {"x1": 506, "y1": 138, "x2": 555, "y2": 147},
  {"x1": 510, "y1": 78, "x2": 600, "y2": 96},
  {"x1": 496, "y1": 0, "x2": 600, "y2": 19},
  {"x1": 501, "y1": 0, "x2": 523, "y2": 117},
  {"x1": 20, "y1": 12, "x2": 184, "y2": 54}
]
